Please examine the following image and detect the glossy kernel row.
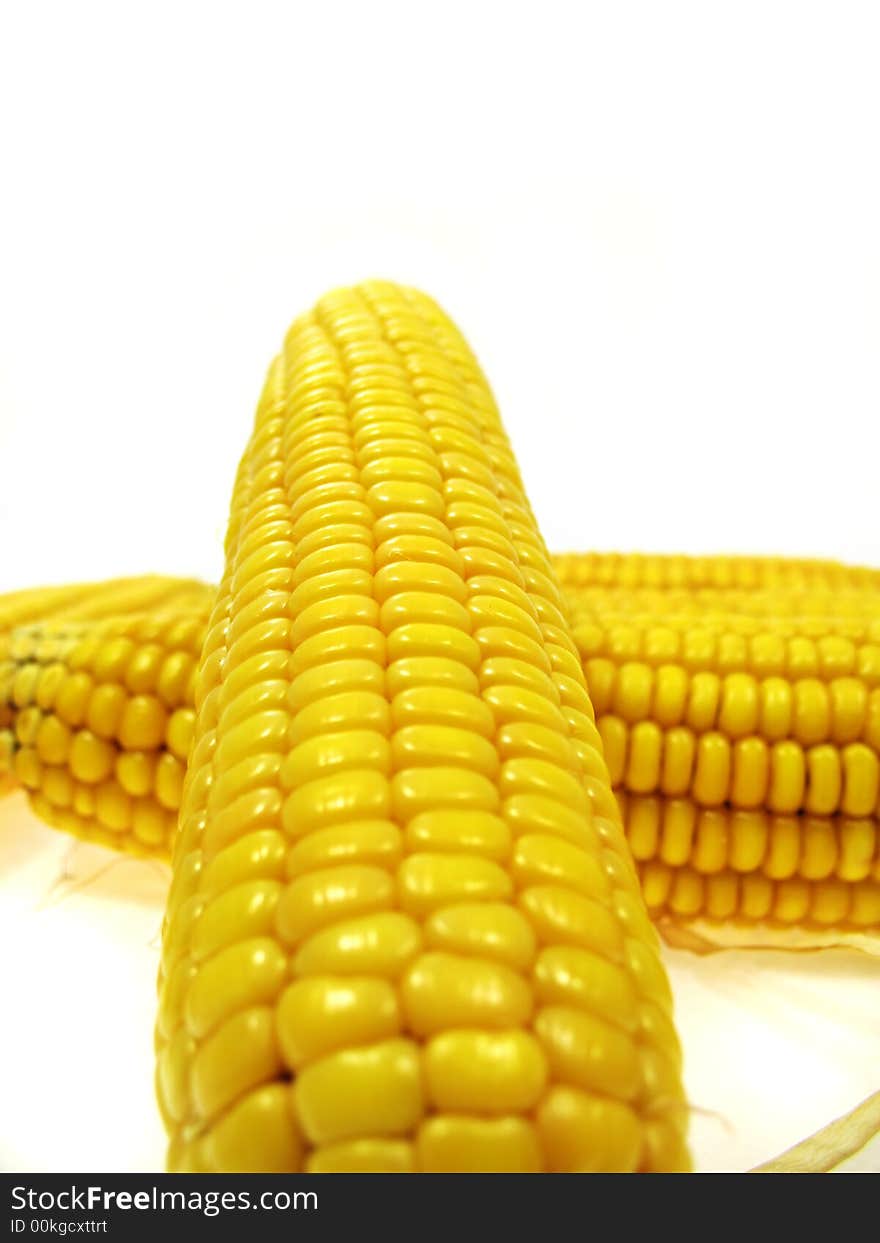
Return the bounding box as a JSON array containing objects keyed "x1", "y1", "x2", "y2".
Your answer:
[
  {"x1": 583, "y1": 655, "x2": 880, "y2": 742},
  {"x1": 599, "y1": 716, "x2": 880, "y2": 817},
  {"x1": 577, "y1": 628, "x2": 880, "y2": 688},
  {"x1": 618, "y1": 792, "x2": 879, "y2": 883},
  {"x1": 637, "y1": 859, "x2": 880, "y2": 927}
]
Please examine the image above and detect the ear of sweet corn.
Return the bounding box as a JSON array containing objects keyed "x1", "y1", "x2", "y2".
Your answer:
[
  {"x1": 0, "y1": 591, "x2": 211, "y2": 855},
  {"x1": 156, "y1": 282, "x2": 689, "y2": 1174},
  {"x1": 558, "y1": 562, "x2": 880, "y2": 930}
]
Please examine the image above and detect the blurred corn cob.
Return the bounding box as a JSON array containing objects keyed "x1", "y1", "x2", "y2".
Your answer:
[{"x1": 0, "y1": 586, "x2": 213, "y2": 854}]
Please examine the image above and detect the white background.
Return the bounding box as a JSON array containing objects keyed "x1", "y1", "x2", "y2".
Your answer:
[
  {"x1": 1, "y1": 1, "x2": 879, "y2": 591},
  {"x1": 0, "y1": 1, "x2": 878, "y2": 1173}
]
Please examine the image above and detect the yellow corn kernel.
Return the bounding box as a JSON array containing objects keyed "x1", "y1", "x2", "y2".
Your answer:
[
  {"x1": 423, "y1": 903, "x2": 536, "y2": 970},
  {"x1": 668, "y1": 869, "x2": 704, "y2": 917},
  {"x1": 804, "y1": 745, "x2": 842, "y2": 816},
  {"x1": 704, "y1": 872, "x2": 740, "y2": 920},
  {"x1": 294, "y1": 1039, "x2": 423, "y2": 1146},
  {"x1": 95, "y1": 638, "x2": 139, "y2": 683},
  {"x1": 199, "y1": 829, "x2": 288, "y2": 901},
  {"x1": 829, "y1": 677, "x2": 867, "y2": 744},
  {"x1": 659, "y1": 799, "x2": 697, "y2": 867},
  {"x1": 403, "y1": 808, "x2": 511, "y2": 860},
  {"x1": 625, "y1": 795, "x2": 659, "y2": 862},
  {"x1": 11, "y1": 663, "x2": 39, "y2": 708},
  {"x1": 774, "y1": 879, "x2": 811, "y2": 924},
  {"x1": 729, "y1": 809, "x2": 768, "y2": 872},
  {"x1": 686, "y1": 672, "x2": 720, "y2": 732},
  {"x1": 613, "y1": 662, "x2": 653, "y2": 723},
  {"x1": 116, "y1": 750, "x2": 156, "y2": 798},
  {"x1": 285, "y1": 820, "x2": 402, "y2": 878},
  {"x1": 401, "y1": 952, "x2": 532, "y2": 1035},
  {"x1": 660, "y1": 727, "x2": 696, "y2": 796},
  {"x1": 94, "y1": 780, "x2": 133, "y2": 832},
  {"x1": 417, "y1": 1116, "x2": 542, "y2": 1173},
  {"x1": 42, "y1": 766, "x2": 73, "y2": 808},
  {"x1": 166, "y1": 707, "x2": 196, "y2": 759},
  {"x1": 691, "y1": 732, "x2": 730, "y2": 807},
  {"x1": 626, "y1": 721, "x2": 663, "y2": 793},
  {"x1": 691, "y1": 810, "x2": 729, "y2": 874},
  {"x1": 767, "y1": 741, "x2": 805, "y2": 813},
  {"x1": 281, "y1": 772, "x2": 391, "y2": 837},
  {"x1": 837, "y1": 819, "x2": 875, "y2": 882},
  {"x1": 191, "y1": 1007, "x2": 283, "y2": 1123},
  {"x1": 653, "y1": 664, "x2": 688, "y2": 727},
  {"x1": 533, "y1": 945, "x2": 639, "y2": 1033},
  {"x1": 850, "y1": 883, "x2": 880, "y2": 926},
  {"x1": 281, "y1": 729, "x2": 390, "y2": 788},
  {"x1": 14, "y1": 705, "x2": 42, "y2": 746},
  {"x1": 760, "y1": 676, "x2": 792, "y2": 740},
  {"x1": 741, "y1": 872, "x2": 774, "y2": 920},
  {"x1": 397, "y1": 853, "x2": 512, "y2": 916},
  {"x1": 286, "y1": 659, "x2": 381, "y2": 713},
  {"x1": 117, "y1": 694, "x2": 167, "y2": 751},
  {"x1": 86, "y1": 682, "x2": 128, "y2": 739},
  {"x1": 391, "y1": 684, "x2": 494, "y2": 735},
  {"x1": 841, "y1": 743, "x2": 879, "y2": 817},
  {"x1": 54, "y1": 672, "x2": 94, "y2": 728},
  {"x1": 276, "y1": 977, "x2": 401, "y2": 1068},
  {"x1": 792, "y1": 679, "x2": 830, "y2": 746},
  {"x1": 293, "y1": 911, "x2": 423, "y2": 979},
  {"x1": 68, "y1": 730, "x2": 115, "y2": 784},
  {"x1": 34, "y1": 715, "x2": 72, "y2": 766},
  {"x1": 536, "y1": 1087, "x2": 642, "y2": 1173},
  {"x1": 519, "y1": 885, "x2": 623, "y2": 960},
  {"x1": 729, "y1": 737, "x2": 769, "y2": 808},
  {"x1": 799, "y1": 818, "x2": 838, "y2": 881},
  {"x1": 811, "y1": 881, "x2": 850, "y2": 926},
  {"x1": 191, "y1": 880, "x2": 282, "y2": 961},
  {"x1": 131, "y1": 800, "x2": 171, "y2": 850},
  {"x1": 391, "y1": 766, "x2": 499, "y2": 820},
  {"x1": 185, "y1": 939, "x2": 287, "y2": 1039},
  {"x1": 200, "y1": 1084, "x2": 303, "y2": 1173},
  {"x1": 535, "y1": 1006, "x2": 640, "y2": 1101},
  {"x1": 423, "y1": 1030, "x2": 546, "y2": 1113},
  {"x1": 275, "y1": 866, "x2": 392, "y2": 945},
  {"x1": 718, "y1": 673, "x2": 760, "y2": 738}
]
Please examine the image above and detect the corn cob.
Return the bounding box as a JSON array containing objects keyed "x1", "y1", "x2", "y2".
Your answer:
[
  {"x1": 154, "y1": 282, "x2": 689, "y2": 1173},
  {"x1": 558, "y1": 569, "x2": 880, "y2": 929},
  {"x1": 0, "y1": 599, "x2": 211, "y2": 855}
]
